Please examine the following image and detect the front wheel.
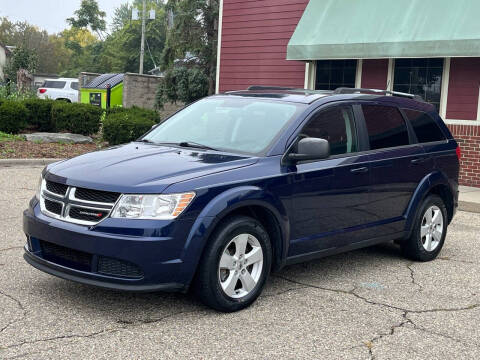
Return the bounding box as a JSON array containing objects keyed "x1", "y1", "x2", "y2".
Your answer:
[
  {"x1": 193, "y1": 216, "x2": 272, "y2": 312},
  {"x1": 401, "y1": 195, "x2": 447, "y2": 261}
]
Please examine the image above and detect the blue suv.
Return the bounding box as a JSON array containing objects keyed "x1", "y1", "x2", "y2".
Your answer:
[{"x1": 23, "y1": 87, "x2": 460, "y2": 312}]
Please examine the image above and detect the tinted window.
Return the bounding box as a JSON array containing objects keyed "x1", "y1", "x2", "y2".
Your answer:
[
  {"x1": 144, "y1": 98, "x2": 305, "y2": 155},
  {"x1": 315, "y1": 60, "x2": 357, "y2": 90},
  {"x1": 70, "y1": 82, "x2": 79, "y2": 90},
  {"x1": 43, "y1": 81, "x2": 66, "y2": 89},
  {"x1": 403, "y1": 109, "x2": 445, "y2": 143},
  {"x1": 301, "y1": 106, "x2": 357, "y2": 156},
  {"x1": 362, "y1": 105, "x2": 409, "y2": 150},
  {"x1": 393, "y1": 58, "x2": 443, "y2": 110}
]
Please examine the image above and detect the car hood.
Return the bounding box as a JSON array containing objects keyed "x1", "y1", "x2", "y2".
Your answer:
[{"x1": 46, "y1": 142, "x2": 258, "y2": 193}]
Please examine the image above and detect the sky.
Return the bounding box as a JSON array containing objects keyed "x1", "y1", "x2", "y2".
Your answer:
[{"x1": 0, "y1": 0, "x2": 125, "y2": 34}]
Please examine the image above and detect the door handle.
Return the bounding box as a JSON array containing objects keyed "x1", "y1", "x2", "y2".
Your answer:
[
  {"x1": 350, "y1": 167, "x2": 369, "y2": 174},
  {"x1": 411, "y1": 157, "x2": 427, "y2": 165}
]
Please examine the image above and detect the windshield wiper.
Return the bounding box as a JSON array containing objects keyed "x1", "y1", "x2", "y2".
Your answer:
[
  {"x1": 137, "y1": 139, "x2": 155, "y2": 144},
  {"x1": 178, "y1": 141, "x2": 217, "y2": 151}
]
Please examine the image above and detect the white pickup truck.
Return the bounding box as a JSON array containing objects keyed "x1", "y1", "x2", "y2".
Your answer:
[{"x1": 37, "y1": 78, "x2": 79, "y2": 103}]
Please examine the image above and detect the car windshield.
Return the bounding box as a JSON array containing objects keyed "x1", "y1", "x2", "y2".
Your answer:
[{"x1": 142, "y1": 97, "x2": 304, "y2": 155}]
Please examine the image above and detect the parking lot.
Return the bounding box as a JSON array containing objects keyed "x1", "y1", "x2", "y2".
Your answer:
[{"x1": 1, "y1": 165, "x2": 479, "y2": 359}]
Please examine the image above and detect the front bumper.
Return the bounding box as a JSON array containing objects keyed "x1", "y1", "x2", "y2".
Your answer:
[{"x1": 23, "y1": 200, "x2": 196, "y2": 292}]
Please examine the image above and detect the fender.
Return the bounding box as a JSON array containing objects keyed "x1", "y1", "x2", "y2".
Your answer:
[
  {"x1": 179, "y1": 186, "x2": 290, "y2": 286},
  {"x1": 404, "y1": 170, "x2": 452, "y2": 236}
]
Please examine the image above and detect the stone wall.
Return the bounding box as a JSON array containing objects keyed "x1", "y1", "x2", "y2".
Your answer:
[{"x1": 122, "y1": 73, "x2": 164, "y2": 109}]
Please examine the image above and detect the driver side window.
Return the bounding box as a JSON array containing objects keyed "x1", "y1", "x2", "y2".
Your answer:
[{"x1": 301, "y1": 105, "x2": 358, "y2": 156}]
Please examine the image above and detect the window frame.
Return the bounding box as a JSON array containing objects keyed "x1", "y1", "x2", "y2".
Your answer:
[
  {"x1": 355, "y1": 101, "x2": 417, "y2": 152},
  {"x1": 315, "y1": 59, "x2": 358, "y2": 91},
  {"x1": 284, "y1": 102, "x2": 362, "y2": 163},
  {"x1": 399, "y1": 107, "x2": 449, "y2": 145}
]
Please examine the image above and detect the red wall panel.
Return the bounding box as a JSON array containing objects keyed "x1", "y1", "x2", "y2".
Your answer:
[
  {"x1": 361, "y1": 59, "x2": 389, "y2": 90},
  {"x1": 218, "y1": 0, "x2": 309, "y2": 92},
  {"x1": 446, "y1": 58, "x2": 480, "y2": 120}
]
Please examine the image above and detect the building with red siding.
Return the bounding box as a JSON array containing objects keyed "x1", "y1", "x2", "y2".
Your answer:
[{"x1": 216, "y1": 0, "x2": 480, "y2": 187}]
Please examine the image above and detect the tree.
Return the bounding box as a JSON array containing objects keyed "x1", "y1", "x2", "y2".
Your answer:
[
  {"x1": 67, "y1": 0, "x2": 107, "y2": 39},
  {"x1": 4, "y1": 46, "x2": 38, "y2": 82},
  {"x1": 162, "y1": 0, "x2": 219, "y2": 95},
  {"x1": 112, "y1": 3, "x2": 131, "y2": 32}
]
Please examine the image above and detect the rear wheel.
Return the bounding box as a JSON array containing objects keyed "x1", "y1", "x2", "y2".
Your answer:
[
  {"x1": 401, "y1": 195, "x2": 447, "y2": 261},
  {"x1": 193, "y1": 216, "x2": 272, "y2": 312}
]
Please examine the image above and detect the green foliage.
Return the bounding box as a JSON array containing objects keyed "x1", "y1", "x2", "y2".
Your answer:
[
  {"x1": 155, "y1": 66, "x2": 208, "y2": 109},
  {"x1": 0, "y1": 83, "x2": 36, "y2": 101},
  {"x1": 4, "y1": 46, "x2": 38, "y2": 82},
  {"x1": 0, "y1": 101, "x2": 28, "y2": 134},
  {"x1": 0, "y1": 131, "x2": 24, "y2": 142},
  {"x1": 67, "y1": 0, "x2": 107, "y2": 38},
  {"x1": 162, "y1": 0, "x2": 219, "y2": 94},
  {"x1": 22, "y1": 99, "x2": 55, "y2": 131},
  {"x1": 103, "y1": 107, "x2": 159, "y2": 145},
  {"x1": 51, "y1": 102, "x2": 102, "y2": 135}
]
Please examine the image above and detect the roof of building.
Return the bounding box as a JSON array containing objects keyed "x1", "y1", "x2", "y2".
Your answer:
[
  {"x1": 287, "y1": 0, "x2": 480, "y2": 60},
  {"x1": 83, "y1": 73, "x2": 124, "y2": 89}
]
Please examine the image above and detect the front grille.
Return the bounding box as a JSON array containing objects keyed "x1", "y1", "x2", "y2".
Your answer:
[
  {"x1": 40, "y1": 179, "x2": 119, "y2": 226},
  {"x1": 40, "y1": 240, "x2": 92, "y2": 271},
  {"x1": 98, "y1": 256, "x2": 144, "y2": 278},
  {"x1": 46, "y1": 180, "x2": 68, "y2": 196},
  {"x1": 75, "y1": 187, "x2": 120, "y2": 204},
  {"x1": 44, "y1": 199, "x2": 62, "y2": 215},
  {"x1": 68, "y1": 207, "x2": 109, "y2": 222}
]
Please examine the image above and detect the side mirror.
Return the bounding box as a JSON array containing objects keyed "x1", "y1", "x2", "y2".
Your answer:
[{"x1": 287, "y1": 137, "x2": 330, "y2": 163}]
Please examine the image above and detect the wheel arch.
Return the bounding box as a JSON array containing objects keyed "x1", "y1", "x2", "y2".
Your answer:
[
  {"x1": 181, "y1": 186, "x2": 290, "y2": 287},
  {"x1": 404, "y1": 171, "x2": 456, "y2": 238}
]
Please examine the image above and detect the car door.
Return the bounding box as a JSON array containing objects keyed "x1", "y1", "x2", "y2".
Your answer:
[
  {"x1": 287, "y1": 104, "x2": 374, "y2": 258},
  {"x1": 360, "y1": 103, "x2": 431, "y2": 236}
]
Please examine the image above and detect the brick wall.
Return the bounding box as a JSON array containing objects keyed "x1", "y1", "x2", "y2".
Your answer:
[
  {"x1": 447, "y1": 124, "x2": 480, "y2": 187},
  {"x1": 218, "y1": 0, "x2": 309, "y2": 92},
  {"x1": 122, "y1": 73, "x2": 164, "y2": 109}
]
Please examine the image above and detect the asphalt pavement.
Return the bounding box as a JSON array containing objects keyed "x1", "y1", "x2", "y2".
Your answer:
[{"x1": 1, "y1": 165, "x2": 479, "y2": 359}]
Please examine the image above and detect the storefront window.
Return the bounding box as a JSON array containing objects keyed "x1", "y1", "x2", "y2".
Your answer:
[
  {"x1": 393, "y1": 58, "x2": 443, "y2": 110},
  {"x1": 315, "y1": 60, "x2": 357, "y2": 90}
]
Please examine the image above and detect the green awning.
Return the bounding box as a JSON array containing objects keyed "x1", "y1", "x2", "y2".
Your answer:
[{"x1": 287, "y1": 0, "x2": 480, "y2": 60}]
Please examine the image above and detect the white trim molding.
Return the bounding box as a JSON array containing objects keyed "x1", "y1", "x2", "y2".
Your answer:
[
  {"x1": 215, "y1": 0, "x2": 224, "y2": 94},
  {"x1": 443, "y1": 119, "x2": 480, "y2": 126},
  {"x1": 304, "y1": 61, "x2": 316, "y2": 90},
  {"x1": 439, "y1": 58, "x2": 451, "y2": 119},
  {"x1": 355, "y1": 59, "x2": 363, "y2": 88},
  {"x1": 386, "y1": 58, "x2": 394, "y2": 91}
]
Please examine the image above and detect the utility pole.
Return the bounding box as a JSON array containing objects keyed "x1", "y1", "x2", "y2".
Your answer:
[{"x1": 139, "y1": 0, "x2": 146, "y2": 74}]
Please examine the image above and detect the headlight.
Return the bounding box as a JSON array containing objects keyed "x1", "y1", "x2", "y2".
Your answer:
[
  {"x1": 110, "y1": 192, "x2": 195, "y2": 220},
  {"x1": 35, "y1": 176, "x2": 43, "y2": 200}
]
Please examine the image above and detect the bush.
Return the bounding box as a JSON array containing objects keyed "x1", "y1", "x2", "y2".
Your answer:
[
  {"x1": 103, "y1": 107, "x2": 158, "y2": 145},
  {"x1": 0, "y1": 100, "x2": 28, "y2": 134},
  {"x1": 22, "y1": 98, "x2": 55, "y2": 131},
  {"x1": 51, "y1": 102, "x2": 102, "y2": 135}
]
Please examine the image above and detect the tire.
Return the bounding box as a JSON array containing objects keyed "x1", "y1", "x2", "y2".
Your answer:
[
  {"x1": 193, "y1": 216, "x2": 272, "y2": 312},
  {"x1": 401, "y1": 195, "x2": 448, "y2": 261}
]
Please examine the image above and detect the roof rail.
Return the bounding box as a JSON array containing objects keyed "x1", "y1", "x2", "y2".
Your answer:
[
  {"x1": 247, "y1": 85, "x2": 295, "y2": 91},
  {"x1": 333, "y1": 87, "x2": 424, "y2": 101}
]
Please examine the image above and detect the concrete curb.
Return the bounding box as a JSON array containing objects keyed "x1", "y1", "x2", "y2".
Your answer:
[
  {"x1": 459, "y1": 201, "x2": 480, "y2": 214},
  {"x1": 0, "y1": 158, "x2": 63, "y2": 167}
]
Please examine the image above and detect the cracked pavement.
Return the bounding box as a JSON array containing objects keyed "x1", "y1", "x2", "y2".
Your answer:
[{"x1": 1, "y1": 166, "x2": 479, "y2": 359}]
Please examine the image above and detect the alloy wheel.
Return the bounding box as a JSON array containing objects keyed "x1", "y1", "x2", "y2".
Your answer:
[
  {"x1": 218, "y1": 233, "x2": 264, "y2": 299},
  {"x1": 420, "y1": 205, "x2": 444, "y2": 252}
]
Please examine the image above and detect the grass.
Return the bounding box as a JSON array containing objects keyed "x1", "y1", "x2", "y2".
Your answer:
[{"x1": 0, "y1": 131, "x2": 24, "y2": 142}]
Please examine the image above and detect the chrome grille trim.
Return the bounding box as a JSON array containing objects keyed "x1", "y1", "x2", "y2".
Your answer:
[{"x1": 39, "y1": 179, "x2": 119, "y2": 226}]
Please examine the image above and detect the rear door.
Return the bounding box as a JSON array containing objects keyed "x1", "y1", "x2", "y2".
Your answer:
[
  {"x1": 361, "y1": 103, "x2": 430, "y2": 236},
  {"x1": 288, "y1": 104, "x2": 373, "y2": 258}
]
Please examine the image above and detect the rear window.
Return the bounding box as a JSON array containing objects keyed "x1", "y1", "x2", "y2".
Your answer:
[
  {"x1": 362, "y1": 105, "x2": 410, "y2": 150},
  {"x1": 70, "y1": 82, "x2": 79, "y2": 90},
  {"x1": 402, "y1": 109, "x2": 446, "y2": 143},
  {"x1": 42, "y1": 81, "x2": 66, "y2": 89}
]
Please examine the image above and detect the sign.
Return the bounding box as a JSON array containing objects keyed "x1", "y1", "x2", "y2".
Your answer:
[{"x1": 89, "y1": 93, "x2": 102, "y2": 107}]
